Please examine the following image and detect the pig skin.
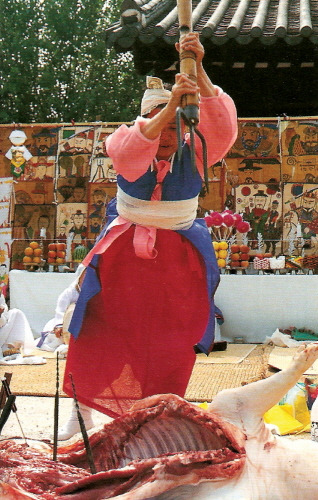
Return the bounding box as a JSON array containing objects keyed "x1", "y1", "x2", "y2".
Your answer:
[{"x1": 1, "y1": 344, "x2": 318, "y2": 499}]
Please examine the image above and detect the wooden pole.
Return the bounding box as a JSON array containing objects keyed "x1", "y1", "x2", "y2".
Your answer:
[{"x1": 177, "y1": 0, "x2": 199, "y2": 111}]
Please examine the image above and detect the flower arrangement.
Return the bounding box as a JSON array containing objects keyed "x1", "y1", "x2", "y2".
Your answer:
[{"x1": 204, "y1": 210, "x2": 251, "y2": 242}]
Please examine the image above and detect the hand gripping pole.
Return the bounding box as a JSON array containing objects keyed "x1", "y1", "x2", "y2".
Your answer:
[{"x1": 176, "y1": 0, "x2": 209, "y2": 192}]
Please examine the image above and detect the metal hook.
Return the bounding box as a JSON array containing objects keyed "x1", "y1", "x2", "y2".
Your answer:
[{"x1": 176, "y1": 106, "x2": 209, "y2": 193}]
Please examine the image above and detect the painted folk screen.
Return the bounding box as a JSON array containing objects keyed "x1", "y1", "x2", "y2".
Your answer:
[{"x1": 0, "y1": 117, "x2": 317, "y2": 292}]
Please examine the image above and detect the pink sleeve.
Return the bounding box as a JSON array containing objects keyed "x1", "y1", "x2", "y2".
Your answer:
[
  {"x1": 105, "y1": 118, "x2": 160, "y2": 182},
  {"x1": 186, "y1": 87, "x2": 238, "y2": 177}
]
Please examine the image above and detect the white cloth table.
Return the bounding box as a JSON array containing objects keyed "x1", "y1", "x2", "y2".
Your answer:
[
  {"x1": 9, "y1": 271, "x2": 318, "y2": 343},
  {"x1": 215, "y1": 274, "x2": 318, "y2": 342},
  {"x1": 9, "y1": 270, "x2": 75, "y2": 337}
]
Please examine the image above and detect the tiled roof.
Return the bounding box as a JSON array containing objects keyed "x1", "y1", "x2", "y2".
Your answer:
[{"x1": 106, "y1": 0, "x2": 318, "y2": 49}]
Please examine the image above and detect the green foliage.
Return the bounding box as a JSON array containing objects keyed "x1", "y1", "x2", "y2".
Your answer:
[{"x1": 0, "y1": 0, "x2": 144, "y2": 123}]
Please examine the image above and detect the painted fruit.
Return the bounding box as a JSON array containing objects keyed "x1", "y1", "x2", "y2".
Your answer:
[
  {"x1": 56, "y1": 257, "x2": 65, "y2": 264},
  {"x1": 48, "y1": 243, "x2": 57, "y2": 251},
  {"x1": 33, "y1": 248, "x2": 42, "y2": 256},
  {"x1": 29, "y1": 241, "x2": 39, "y2": 249},
  {"x1": 57, "y1": 250, "x2": 66, "y2": 258},
  {"x1": 212, "y1": 241, "x2": 220, "y2": 251},
  {"x1": 219, "y1": 241, "x2": 229, "y2": 250},
  {"x1": 23, "y1": 255, "x2": 32, "y2": 263},
  {"x1": 56, "y1": 242, "x2": 66, "y2": 251},
  {"x1": 48, "y1": 257, "x2": 56, "y2": 264},
  {"x1": 255, "y1": 254, "x2": 264, "y2": 259},
  {"x1": 231, "y1": 253, "x2": 241, "y2": 261},
  {"x1": 48, "y1": 250, "x2": 57, "y2": 258},
  {"x1": 217, "y1": 258, "x2": 226, "y2": 268},
  {"x1": 33, "y1": 256, "x2": 41, "y2": 264},
  {"x1": 241, "y1": 260, "x2": 249, "y2": 268},
  {"x1": 218, "y1": 249, "x2": 228, "y2": 259}
]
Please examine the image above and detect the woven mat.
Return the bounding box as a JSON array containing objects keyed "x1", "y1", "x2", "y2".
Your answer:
[
  {"x1": 185, "y1": 345, "x2": 275, "y2": 402},
  {"x1": 29, "y1": 348, "x2": 61, "y2": 359},
  {"x1": 268, "y1": 346, "x2": 318, "y2": 376},
  {"x1": 4, "y1": 358, "x2": 68, "y2": 397},
  {"x1": 196, "y1": 344, "x2": 257, "y2": 364},
  {"x1": 4, "y1": 345, "x2": 274, "y2": 402}
]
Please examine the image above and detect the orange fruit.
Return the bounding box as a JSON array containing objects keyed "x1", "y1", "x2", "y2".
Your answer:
[
  {"x1": 56, "y1": 257, "x2": 65, "y2": 264},
  {"x1": 212, "y1": 241, "x2": 220, "y2": 251},
  {"x1": 33, "y1": 248, "x2": 42, "y2": 256},
  {"x1": 231, "y1": 244, "x2": 240, "y2": 253},
  {"x1": 231, "y1": 253, "x2": 241, "y2": 261},
  {"x1": 23, "y1": 255, "x2": 32, "y2": 263},
  {"x1": 219, "y1": 241, "x2": 228, "y2": 250},
  {"x1": 33, "y1": 256, "x2": 42, "y2": 264},
  {"x1": 218, "y1": 249, "x2": 228, "y2": 259},
  {"x1": 217, "y1": 258, "x2": 226, "y2": 268},
  {"x1": 24, "y1": 247, "x2": 33, "y2": 256},
  {"x1": 30, "y1": 241, "x2": 39, "y2": 249}
]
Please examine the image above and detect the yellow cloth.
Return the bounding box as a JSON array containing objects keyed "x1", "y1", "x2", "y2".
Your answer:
[{"x1": 264, "y1": 404, "x2": 304, "y2": 435}]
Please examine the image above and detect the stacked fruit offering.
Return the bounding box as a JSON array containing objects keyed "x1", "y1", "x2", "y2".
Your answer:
[
  {"x1": 229, "y1": 244, "x2": 250, "y2": 268},
  {"x1": 23, "y1": 241, "x2": 43, "y2": 265},
  {"x1": 47, "y1": 242, "x2": 66, "y2": 265},
  {"x1": 212, "y1": 240, "x2": 229, "y2": 269}
]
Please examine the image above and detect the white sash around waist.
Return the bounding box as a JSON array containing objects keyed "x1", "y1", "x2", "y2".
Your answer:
[{"x1": 117, "y1": 186, "x2": 198, "y2": 230}]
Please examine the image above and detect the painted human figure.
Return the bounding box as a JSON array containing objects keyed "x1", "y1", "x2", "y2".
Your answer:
[
  {"x1": 63, "y1": 132, "x2": 91, "y2": 155},
  {"x1": 34, "y1": 214, "x2": 51, "y2": 240},
  {"x1": 68, "y1": 185, "x2": 86, "y2": 203},
  {"x1": 244, "y1": 189, "x2": 269, "y2": 246},
  {"x1": 264, "y1": 199, "x2": 282, "y2": 254},
  {"x1": 69, "y1": 210, "x2": 87, "y2": 245},
  {"x1": 5, "y1": 130, "x2": 32, "y2": 179},
  {"x1": 31, "y1": 128, "x2": 57, "y2": 156},
  {"x1": 293, "y1": 191, "x2": 318, "y2": 242}
]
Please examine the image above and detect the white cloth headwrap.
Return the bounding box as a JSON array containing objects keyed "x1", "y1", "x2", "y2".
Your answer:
[{"x1": 141, "y1": 76, "x2": 171, "y2": 116}]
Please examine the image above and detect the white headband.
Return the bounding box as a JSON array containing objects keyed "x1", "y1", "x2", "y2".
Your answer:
[{"x1": 141, "y1": 76, "x2": 171, "y2": 116}]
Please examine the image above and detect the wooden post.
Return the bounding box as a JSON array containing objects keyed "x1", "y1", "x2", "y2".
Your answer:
[{"x1": 0, "y1": 373, "x2": 12, "y2": 410}]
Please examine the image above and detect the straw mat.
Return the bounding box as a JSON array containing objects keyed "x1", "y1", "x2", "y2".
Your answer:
[
  {"x1": 196, "y1": 343, "x2": 257, "y2": 364},
  {"x1": 186, "y1": 344, "x2": 274, "y2": 401},
  {"x1": 4, "y1": 358, "x2": 68, "y2": 398},
  {"x1": 4, "y1": 345, "x2": 275, "y2": 402},
  {"x1": 268, "y1": 346, "x2": 318, "y2": 376}
]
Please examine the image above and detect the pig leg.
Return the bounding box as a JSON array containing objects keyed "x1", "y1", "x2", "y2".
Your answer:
[{"x1": 210, "y1": 344, "x2": 318, "y2": 432}]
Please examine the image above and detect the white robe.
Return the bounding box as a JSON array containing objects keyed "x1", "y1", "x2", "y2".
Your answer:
[
  {"x1": 38, "y1": 265, "x2": 84, "y2": 351},
  {"x1": 0, "y1": 294, "x2": 35, "y2": 355}
]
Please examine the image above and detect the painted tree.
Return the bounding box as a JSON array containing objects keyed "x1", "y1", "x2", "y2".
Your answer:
[{"x1": 0, "y1": 0, "x2": 144, "y2": 123}]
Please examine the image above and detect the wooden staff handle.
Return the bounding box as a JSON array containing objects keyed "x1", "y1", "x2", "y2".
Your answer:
[{"x1": 177, "y1": 0, "x2": 199, "y2": 109}]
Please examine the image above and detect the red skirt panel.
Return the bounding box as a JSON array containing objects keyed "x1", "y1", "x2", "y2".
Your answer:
[{"x1": 63, "y1": 226, "x2": 209, "y2": 418}]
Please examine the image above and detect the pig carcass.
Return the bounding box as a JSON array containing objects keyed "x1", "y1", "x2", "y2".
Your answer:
[{"x1": 1, "y1": 344, "x2": 318, "y2": 499}]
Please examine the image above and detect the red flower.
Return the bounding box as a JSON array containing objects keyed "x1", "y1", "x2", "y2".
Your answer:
[
  {"x1": 236, "y1": 221, "x2": 251, "y2": 233},
  {"x1": 222, "y1": 213, "x2": 235, "y2": 227}
]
